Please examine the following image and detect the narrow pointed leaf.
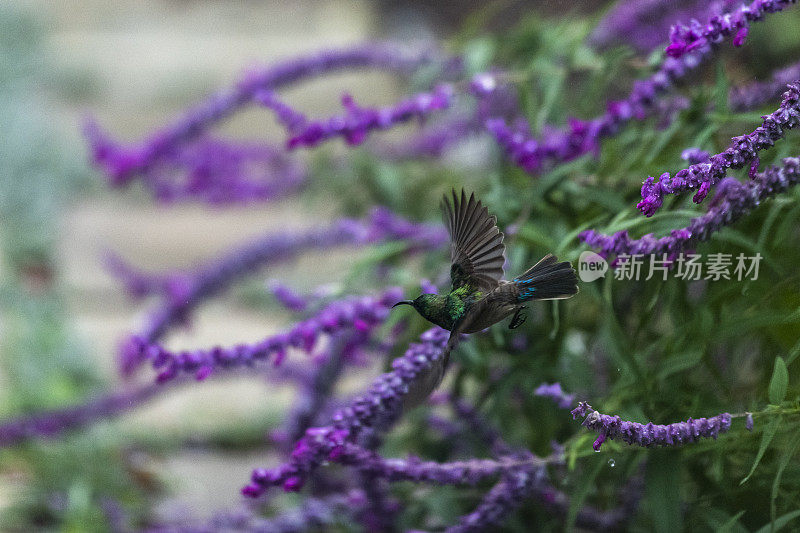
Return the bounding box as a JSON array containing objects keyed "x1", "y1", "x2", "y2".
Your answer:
[
  {"x1": 741, "y1": 415, "x2": 781, "y2": 485},
  {"x1": 768, "y1": 357, "x2": 789, "y2": 405}
]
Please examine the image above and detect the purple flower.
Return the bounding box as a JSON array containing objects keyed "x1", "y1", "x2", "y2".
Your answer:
[
  {"x1": 571, "y1": 402, "x2": 732, "y2": 450},
  {"x1": 420, "y1": 278, "x2": 438, "y2": 294},
  {"x1": 484, "y1": 59, "x2": 698, "y2": 175},
  {"x1": 448, "y1": 397, "x2": 635, "y2": 531},
  {"x1": 275, "y1": 84, "x2": 454, "y2": 149},
  {"x1": 589, "y1": 0, "x2": 740, "y2": 53},
  {"x1": 331, "y1": 441, "x2": 546, "y2": 485},
  {"x1": 447, "y1": 466, "x2": 540, "y2": 533},
  {"x1": 0, "y1": 384, "x2": 160, "y2": 448},
  {"x1": 730, "y1": 60, "x2": 800, "y2": 111},
  {"x1": 488, "y1": 2, "x2": 797, "y2": 179},
  {"x1": 241, "y1": 328, "x2": 451, "y2": 498},
  {"x1": 268, "y1": 280, "x2": 311, "y2": 312},
  {"x1": 681, "y1": 147, "x2": 711, "y2": 164},
  {"x1": 580, "y1": 157, "x2": 800, "y2": 260},
  {"x1": 170, "y1": 492, "x2": 366, "y2": 532},
  {"x1": 379, "y1": 74, "x2": 519, "y2": 160},
  {"x1": 279, "y1": 331, "x2": 374, "y2": 446},
  {"x1": 638, "y1": 82, "x2": 800, "y2": 216},
  {"x1": 135, "y1": 288, "x2": 401, "y2": 383},
  {"x1": 666, "y1": 0, "x2": 798, "y2": 59},
  {"x1": 746, "y1": 412, "x2": 754, "y2": 431},
  {"x1": 534, "y1": 382, "x2": 576, "y2": 409},
  {"x1": 84, "y1": 44, "x2": 434, "y2": 186},
  {"x1": 469, "y1": 72, "x2": 498, "y2": 97},
  {"x1": 117, "y1": 209, "x2": 446, "y2": 375}
]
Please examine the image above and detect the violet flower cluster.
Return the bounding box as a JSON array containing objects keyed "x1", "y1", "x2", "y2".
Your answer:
[
  {"x1": 534, "y1": 382, "x2": 576, "y2": 409},
  {"x1": 84, "y1": 44, "x2": 434, "y2": 200},
  {"x1": 83, "y1": 129, "x2": 306, "y2": 205},
  {"x1": 0, "y1": 384, "x2": 161, "y2": 448},
  {"x1": 166, "y1": 492, "x2": 367, "y2": 533},
  {"x1": 589, "y1": 0, "x2": 739, "y2": 53},
  {"x1": 665, "y1": 0, "x2": 798, "y2": 59},
  {"x1": 331, "y1": 441, "x2": 545, "y2": 485},
  {"x1": 730, "y1": 60, "x2": 800, "y2": 111},
  {"x1": 267, "y1": 280, "x2": 313, "y2": 312},
  {"x1": 483, "y1": 50, "x2": 703, "y2": 175},
  {"x1": 447, "y1": 466, "x2": 540, "y2": 533},
  {"x1": 580, "y1": 156, "x2": 800, "y2": 258},
  {"x1": 487, "y1": 0, "x2": 797, "y2": 180},
  {"x1": 241, "y1": 327, "x2": 451, "y2": 497},
  {"x1": 115, "y1": 208, "x2": 446, "y2": 375},
  {"x1": 259, "y1": 84, "x2": 455, "y2": 149},
  {"x1": 130, "y1": 288, "x2": 402, "y2": 383},
  {"x1": 638, "y1": 82, "x2": 800, "y2": 216},
  {"x1": 446, "y1": 396, "x2": 632, "y2": 531},
  {"x1": 571, "y1": 402, "x2": 733, "y2": 451}
]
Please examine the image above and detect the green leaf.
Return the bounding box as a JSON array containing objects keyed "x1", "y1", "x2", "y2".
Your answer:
[
  {"x1": 716, "y1": 511, "x2": 747, "y2": 533},
  {"x1": 657, "y1": 349, "x2": 703, "y2": 380},
  {"x1": 741, "y1": 415, "x2": 781, "y2": 485},
  {"x1": 566, "y1": 456, "x2": 604, "y2": 531},
  {"x1": 646, "y1": 451, "x2": 682, "y2": 533},
  {"x1": 769, "y1": 357, "x2": 789, "y2": 405},
  {"x1": 787, "y1": 337, "x2": 800, "y2": 367},
  {"x1": 754, "y1": 510, "x2": 800, "y2": 533},
  {"x1": 770, "y1": 428, "x2": 800, "y2": 529}
]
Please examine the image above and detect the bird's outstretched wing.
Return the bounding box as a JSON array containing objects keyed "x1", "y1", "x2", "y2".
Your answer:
[{"x1": 440, "y1": 189, "x2": 506, "y2": 292}]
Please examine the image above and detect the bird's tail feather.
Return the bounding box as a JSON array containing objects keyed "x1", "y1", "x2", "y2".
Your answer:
[{"x1": 514, "y1": 254, "x2": 579, "y2": 302}]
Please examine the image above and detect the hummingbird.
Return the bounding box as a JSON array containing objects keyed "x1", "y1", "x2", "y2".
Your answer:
[{"x1": 393, "y1": 189, "x2": 579, "y2": 406}]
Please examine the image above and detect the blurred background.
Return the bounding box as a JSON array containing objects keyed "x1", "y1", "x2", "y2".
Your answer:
[{"x1": 2, "y1": 0, "x2": 800, "y2": 531}]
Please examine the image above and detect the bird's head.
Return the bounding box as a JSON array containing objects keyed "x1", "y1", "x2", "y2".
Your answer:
[{"x1": 392, "y1": 294, "x2": 438, "y2": 317}]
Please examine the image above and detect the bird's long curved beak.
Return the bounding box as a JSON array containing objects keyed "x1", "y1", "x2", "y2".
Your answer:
[{"x1": 392, "y1": 300, "x2": 414, "y2": 308}]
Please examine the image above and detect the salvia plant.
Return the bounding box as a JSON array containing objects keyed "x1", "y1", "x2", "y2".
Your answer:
[{"x1": 3, "y1": 0, "x2": 800, "y2": 531}]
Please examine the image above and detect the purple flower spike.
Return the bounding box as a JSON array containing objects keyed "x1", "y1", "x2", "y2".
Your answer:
[
  {"x1": 242, "y1": 328, "x2": 451, "y2": 498},
  {"x1": 446, "y1": 466, "x2": 540, "y2": 533},
  {"x1": 637, "y1": 82, "x2": 800, "y2": 216},
  {"x1": 0, "y1": 384, "x2": 161, "y2": 448},
  {"x1": 283, "y1": 84, "x2": 455, "y2": 149},
  {"x1": 487, "y1": 2, "x2": 797, "y2": 179},
  {"x1": 85, "y1": 44, "x2": 434, "y2": 187},
  {"x1": 420, "y1": 279, "x2": 438, "y2": 294},
  {"x1": 666, "y1": 0, "x2": 798, "y2": 59},
  {"x1": 581, "y1": 157, "x2": 800, "y2": 260},
  {"x1": 469, "y1": 73, "x2": 498, "y2": 97},
  {"x1": 730, "y1": 61, "x2": 800, "y2": 111},
  {"x1": 572, "y1": 402, "x2": 732, "y2": 449},
  {"x1": 746, "y1": 412, "x2": 754, "y2": 431},
  {"x1": 534, "y1": 382, "x2": 576, "y2": 409},
  {"x1": 485, "y1": 60, "x2": 697, "y2": 175},
  {"x1": 118, "y1": 211, "x2": 446, "y2": 375},
  {"x1": 138, "y1": 288, "x2": 402, "y2": 383},
  {"x1": 681, "y1": 147, "x2": 711, "y2": 164},
  {"x1": 268, "y1": 280, "x2": 311, "y2": 312},
  {"x1": 329, "y1": 441, "x2": 545, "y2": 485},
  {"x1": 589, "y1": 0, "x2": 740, "y2": 53}
]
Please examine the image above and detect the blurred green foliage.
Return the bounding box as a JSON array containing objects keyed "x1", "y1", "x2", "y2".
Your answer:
[{"x1": 0, "y1": 4, "x2": 140, "y2": 531}]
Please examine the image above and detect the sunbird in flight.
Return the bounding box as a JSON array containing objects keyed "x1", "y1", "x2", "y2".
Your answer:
[{"x1": 394, "y1": 189, "x2": 579, "y2": 405}]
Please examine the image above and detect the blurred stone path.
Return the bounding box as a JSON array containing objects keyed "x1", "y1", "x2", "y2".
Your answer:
[{"x1": 9, "y1": 0, "x2": 397, "y2": 516}]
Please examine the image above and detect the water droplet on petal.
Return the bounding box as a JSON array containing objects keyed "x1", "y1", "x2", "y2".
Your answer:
[{"x1": 607, "y1": 458, "x2": 616, "y2": 467}]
